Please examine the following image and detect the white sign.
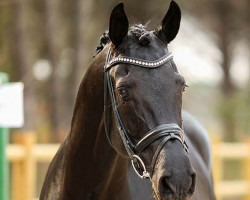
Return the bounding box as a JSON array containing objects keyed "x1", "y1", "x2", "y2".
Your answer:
[{"x1": 0, "y1": 83, "x2": 24, "y2": 128}]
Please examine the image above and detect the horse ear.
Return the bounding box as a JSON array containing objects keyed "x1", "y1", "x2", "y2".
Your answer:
[
  {"x1": 109, "y1": 3, "x2": 129, "y2": 47},
  {"x1": 154, "y1": 1, "x2": 181, "y2": 44}
]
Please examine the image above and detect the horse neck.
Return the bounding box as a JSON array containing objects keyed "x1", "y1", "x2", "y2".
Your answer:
[{"x1": 62, "y1": 47, "x2": 130, "y2": 200}]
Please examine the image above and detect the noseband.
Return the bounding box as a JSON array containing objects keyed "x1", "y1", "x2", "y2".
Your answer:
[{"x1": 104, "y1": 48, "x2": 188, "y2": 179}]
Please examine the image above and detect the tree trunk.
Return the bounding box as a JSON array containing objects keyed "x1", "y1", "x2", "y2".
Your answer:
[
  {"x1": 71, "y1": 0, "x2": 93, "y2": 99},
  {"x1": 213, "y1": 1, "x2": 237, "y2": 141},
  {"x1": 12, "y1": 0, "x2": 36, "y2": 131},
  {"x1": 44, "y1": 0, "x2": 64, "y2": 142},
  {"x1": 246, "y1": 1, "x2": 250, "y2": 136}
]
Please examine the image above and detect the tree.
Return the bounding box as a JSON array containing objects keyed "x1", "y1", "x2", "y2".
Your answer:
[
  {"x1": 184, "y1": 0, "x2": 241, "y2": 141},
  {"x1": 44, "y1": 0, "x2": 64, "y2": 141},
  {"x1": 12, "y1": 0, "x2": 36, "y2": 131}
]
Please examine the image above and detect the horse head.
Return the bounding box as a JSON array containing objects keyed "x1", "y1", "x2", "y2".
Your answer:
[{"x1": 104, "y1": 1, "x2": 196, "y2": 199}]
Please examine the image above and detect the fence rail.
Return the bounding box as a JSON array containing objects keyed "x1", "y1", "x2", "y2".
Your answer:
[
  {"x1": 7, "y1": 144, "x2": 59, "y2": 162},
  {"x1": 5, "y1": 133, "x2": 250, "y2": 200},
  {"x1": 213, "y1": 138, "x2": 250, "y2": 200}
]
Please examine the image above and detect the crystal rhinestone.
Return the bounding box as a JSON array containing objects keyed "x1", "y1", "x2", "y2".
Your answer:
[
  {"x1": 136, "y1": 60, "x2": 139, "y2": 64},
  {"x1": 138, "y1": 61, "x2": 142, "y2": 64},
  {"x1": 129, "y1": 59, "x2": 132, "y2": 62}
]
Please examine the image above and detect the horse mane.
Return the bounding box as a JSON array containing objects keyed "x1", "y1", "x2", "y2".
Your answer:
[
  {"x1": 93, "y1": 24, "x2": 150, "y2": 57},
  {"x1": 93, "y1": 31, "x2": 109, "y2": 58}
]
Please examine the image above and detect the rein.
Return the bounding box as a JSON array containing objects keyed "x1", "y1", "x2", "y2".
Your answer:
[{"x1": 104, "y1": 48, "x2": 188, "y2": 179}]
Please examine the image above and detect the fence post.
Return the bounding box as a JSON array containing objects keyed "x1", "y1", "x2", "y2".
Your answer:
[
  {"x1": 212, "y1": 136, "x2": 222, "y2": 200},
  {"x1": 243, "y1": 139, "x2": 250, "y2": 200},
  {"x1": 11, "y1": 132, "x2": 36, "y2": 200},
  {"x1": 0, "y1": 72, "x2": 9, "y2": 200}
]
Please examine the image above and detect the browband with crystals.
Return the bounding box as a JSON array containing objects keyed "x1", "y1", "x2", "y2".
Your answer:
[{"x1": 105, "y1": 52, "x2": 173, "y2": 71}]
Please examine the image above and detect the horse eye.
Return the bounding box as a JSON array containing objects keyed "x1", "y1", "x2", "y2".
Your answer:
[
  {"x1": 117, "y1": 87, "x2": 128, "y2": 98},
  {"x1": 182, "y1": 87, "x2": 186, "y2": 93},
  {"x1": 182, "y1": 84, "x2": 188, "y2": 93}
]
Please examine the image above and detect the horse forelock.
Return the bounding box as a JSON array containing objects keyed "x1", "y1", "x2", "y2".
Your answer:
[{"x1": 94, "y1": 24, "x2": 151, "y2": 57}]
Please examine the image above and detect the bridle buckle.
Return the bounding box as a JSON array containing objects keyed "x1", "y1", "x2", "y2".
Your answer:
[{"x1": 131, "y1": 155, "x2": 150, "y2": 179}]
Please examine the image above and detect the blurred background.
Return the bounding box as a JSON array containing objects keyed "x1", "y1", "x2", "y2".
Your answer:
[{"x1": 0, "y1": 0, "x2": 249, "y2": 199}]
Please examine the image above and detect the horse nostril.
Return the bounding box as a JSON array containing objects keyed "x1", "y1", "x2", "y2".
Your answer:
[
  {"x1": 158, "y1": 171, "x2": 196, "y2": 198},
  {"x1": 188, "y1": 172, "x2": 196, "y2": 195},
  {"x1": 160, "y1": 176, "x2": 175, "y2": 197}
]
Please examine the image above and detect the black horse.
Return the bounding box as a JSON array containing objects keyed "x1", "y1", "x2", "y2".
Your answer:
[{"x1": 40, "y1": 1, "x2": 215, "y2": 200}]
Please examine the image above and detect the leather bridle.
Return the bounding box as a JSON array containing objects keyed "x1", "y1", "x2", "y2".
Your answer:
[{"x1": 104, "y1": 48, "x2": 188, "y2": 179}]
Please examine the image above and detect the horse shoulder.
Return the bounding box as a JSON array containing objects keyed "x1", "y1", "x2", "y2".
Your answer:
[
  {"x1": 182, "y1": 111, "x2": 213, "y2": 172},
  {"x1": 40, "y1": 138, "x2": 68, "y2": 200}
]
